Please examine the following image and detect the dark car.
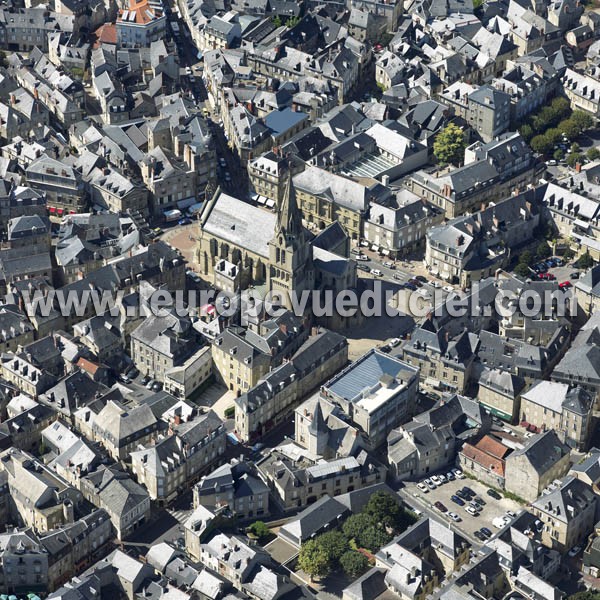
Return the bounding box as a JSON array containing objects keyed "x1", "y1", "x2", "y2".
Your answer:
[
  {"x1": 571, "y1": 272, "x2": 580, "y2": 279},
  {"x1": 480, "y1": 527, "x2": 492, "y2": 538},
  {"x1": 451, "y1": 495, "x2": 465, "y2": 506},
  {"x1": 487, "y1": 489, "x2": 502, "y2": 500},
  {"x1": 415, "y1": 275, "x2": 427, "y2": 283},
  {"x1": 462, "y1": 486, "x2": 475, "y2": 496},
  {"x1": 405, "y1": 283, "x2": 417, "y2": 291},
  {"x1": 409, "y1": 279, "x2": 423, "y2": 287},
  {"x1": 474, "y1": 530, "x2": 486, "y2": 541},
  {"x1": 178, "y1": 217, "x2": 192, "y2": 226},
  {"x1": 358, "y1": 264, "x2": 370, "y2": 272},
  {"x1": 141, "y1": 375, "x2": 150, "y2": 386},
  {"x1": 473, "y1": 496, "x2": 486, "y2": 506},
  {"x1": 380, "y1": 344, "x2": 391, "y2": 353},
  {"x1": 434, "y1": 501, "x2": 447, "y2": 513},
  {"x1": 126, "y1": 367, "x2": 139, "y2": 379},
  {"x1": 456, "y1": 489, "x2": 469, "y2": 500}
]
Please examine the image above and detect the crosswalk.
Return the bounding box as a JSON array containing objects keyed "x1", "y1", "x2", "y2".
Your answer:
[{"x1": 167, "y1": 508, "x2": 192, "y2": 524}]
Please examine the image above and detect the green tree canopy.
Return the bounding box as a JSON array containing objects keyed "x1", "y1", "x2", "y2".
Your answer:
[
  {"x1": 433, "y1": 123, "x2": 466, "y2": 166},
  {"x1": 298, "y1": 539, "x2": 331, "y2": 580},
  {"x1": 568, "y1": 591, "x2": 600, "y2": 600},
  {"x1": 553, "y1": 149, "x2": 564, "y2": 161},
  {"x1": 587, "y1": 147, "x2": 600, "y2": 161},
  {"x1": 566, "y1": 152, "x2": 582, "y2": 168},
  {"x1": 520, "y1": 123, "x2": 534, "y2": 142},
  {"x1": 518, "y1": 250, "x2": 533, "y2": 265},
  {"x1": 514, "y1": 263, "x2": 532, "y2": 278},
  {"x1": 530, "y1": 134, "x2": 553, "y2": 155},
  {"x1": 317, "y1": 531, "x2": 348, "y2": 564},
  {"x1": 340, "y1": 551, "x2": 369, "y2": 578},
  {"x1": 363, "y1": 491, "x2": 403, "y2": 528},
  {"x1": 247, "y1": 521, "x2": 271, "y2": 541},
  {"x1": 576, "y1": 252, "x2": 594, "y2": 269},
  {"x1": 342, "y1": 513, "x2": 376, "y2": 541},
  {"x1": 358, "y1": 526, "x2": 392, "y2": 552},
  {"x1": 571, "y1": 110, "x2": 595, "y2": 131},
  {"x1": 536, "y1": 241, "x2": 552, "y2": 259}
]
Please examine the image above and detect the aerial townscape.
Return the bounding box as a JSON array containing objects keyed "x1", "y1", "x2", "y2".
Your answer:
[{"x1": 4, "y1": 0, "x2": 600, "y2": 599}]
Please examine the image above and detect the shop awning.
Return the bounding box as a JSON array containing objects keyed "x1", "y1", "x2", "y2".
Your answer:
[
  {"x1": 266, "y1": 199, "x2": 275, "y2": 208},
  {"x1": 257, "y1": 196, "x2": 267, "y2": 205},
  {"x1": 177, "y1": 197, "x2": 196, "y2": 210},
  {"x1": 574, "y1": 219, "x2": 590, "y2": 230},
  {"x1": 57, "y1": 208, "x2": 64, "y2": 216},
  {"x1": 48, "y1": 206, "x2": 56, "y2": 214},
  {"x1": 424, "y1": 378, "x2": 440, "y2": 388},
  {"x1": 360, "y1": 240, "x2": 369, "y2": 247},
  {"x1": 371, "y1": 245, "x2": 379, "y2": 252},
  {"x1": 382, "y1": 249, "x2": 390, "y2": 256}
]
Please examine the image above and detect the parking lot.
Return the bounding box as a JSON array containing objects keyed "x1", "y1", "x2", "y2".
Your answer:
[{"x1": 402, "y1": 475, "x2": 522, "y2": 543}]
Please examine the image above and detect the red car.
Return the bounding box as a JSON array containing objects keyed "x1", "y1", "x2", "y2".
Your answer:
[
  {"x1": 434, "y1": 501, "x2": 448, "y2": 513},
  {"x1": 559, "y1": 281, "x2": 572, "y2": 289},
  {"x1": 539, "y1": 272, "x2": 556, "y2": 280}
]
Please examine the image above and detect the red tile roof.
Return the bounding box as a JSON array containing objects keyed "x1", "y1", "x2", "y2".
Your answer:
[
  {"x1": 461, "y1": 443, "x2": 505, "y2": 478},
  {"x1": 475, "y1": 435, "x2": 511, "y2": 459}
]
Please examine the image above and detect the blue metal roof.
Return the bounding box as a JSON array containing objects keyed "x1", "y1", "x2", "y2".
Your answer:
[
  {"x1": 265, "y1": 108, "x2": 308, "y2": 136},
  {"x1": 326, "y1": 350, "x2": 413, "y2": 402}
]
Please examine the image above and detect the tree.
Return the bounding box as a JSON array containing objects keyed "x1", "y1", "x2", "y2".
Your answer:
[
  {"x1": 571, "y1": 110, "x2": 595, "y2": 131},
  {"x1": 587, "y1": 147, "x2": 600, "y2": 161},
  {"x1": 518, "y1": 250, "x2": 533, "y2": 265},
  {"x1": 340, "y1": 551, "x2": 369, "y2": 578},
  {"x1": 530, "y1": 134, "x2": 553, "y2": 155},
  {"x1": 317, "y1": 531, "x2": 348, "y2": 564},
  {"x1": 566, "y1": 152, "x2": 582, "y2": 168},
  {"x1": 272, "y1": 15, "x2": 282, "y2": 26},
  {"x1": 433, "y1": 123, "x2": 466, "y2": 166},
  {"x1": 298, "y1": 539, "x2": 331, "y2": 580},
  {"x1": 520, "y1": 123, "x2": 534, "y2": 142},
  {"x1": 553, "y1": 148, "x2": 564, "y2": 161},
  {"x1": 568, "y1": 592, "x2": 600, "y2": 600},
  {"x1": 558, "y1": 118, "x2": 581, "y2": 140},
  {"x1": 286, "y1": 16, "x2": 301, "y2": 27},
  {"x1": 358, "y1": 526, "x2": 392, "y2": 552},
  {"x1": 536, "y1": 241, "x2": 552, "y2": 259},
  {"x1": 576, "y1": 252, "x2": 594, "y2": 269},
  {"x1": 545, "y1": 128, "x2": 562, "y2": 146},
  {"x1": 248, "y1": 521, "x2": 271, "y2": 541},
  {"x1": 563, "y1": 248, "x2": 575, "y2": 261},
  {"x1": 342, "y1": 513, "x2": 376, "y2": 541},
  {"x1": 363, "y1": 491, "x2": 404, "y2": 528},
  {"x1": 571, "y1": 142, "x2": 580, "y2": 154},
  {"x1": 515, "y1": 263, "x2": 532, "y2": 278},
  {"x1": 551, "y1": 96, "x2": 571, "y2": 116}
]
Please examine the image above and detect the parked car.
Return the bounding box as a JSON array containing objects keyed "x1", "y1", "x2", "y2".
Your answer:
[
  {"x1": 473, "y1": 496, "x2": 486, "y2": 506},
  {"x1": 379, "y1": 344, "x2": 391, "y2": 353},
  {"x1": 178, "y1": 217, "x2": 192, "y2": 226},
  {"x1": 434, "y1": 501, "x2": 447, "y2": 513},
  {"x1": 446, "y1": 471, "x2": 455, "y2": 481},
  {"x1": 452, "y1": 468, "x2": 465, "y2": 479},
  {"x1": 146, "y1": 379, "x2": 156, "y2": 390},
  {"x1": 370, "y1": 269, "x2": 383, "y2": 277},
  {"x1": 463, "y1": 486, "x2": 475, "y2": 496},
  {"x1": 559, "y1": 281, "x2": 572, "y2": 289},
  {"x1": 568, "y1": 545, "x2": 582, "y2": 557},
  {"x1": 405, "y1": 283, "x2": 417, "y2": 291},
  {"x1": 383, "y1": 261, "x2": 395, "y2": 269},
  {"x1": 425, "y1": 478, "x2": 436, "y2": 490},
  {"x1": 431, "y1": 475, "x2": 442, "y2": 486},
  {"x1": 443, "y1": 285, "x2": 454, "y2": 293},
  {"x1": 487, "y1": 489, "x2": 502, "y2": 500},
  {"x1": 480, "y1": 527, "x2": 492, "y2": 539},
  {"x1": 466, "y1": 505, "x2": 479, "y2": 516},
  {"x1": 456, "y1": 489, "x2": 469, "y2": 500},
  {"x1": 417, "y1": 482, "x2": 429, "y2": 493},
  {"x1": 451, "y1": 495, "x2": 465, "y2": 506},
  {"x1": 141, "y1": 375, "x2": 150, "y2": 386},
  {"x1": 571, "y1": 272, "x2": 580, "y2": 279},
  {"x1": 152, "y1": 381, "x2": 162, "y2": 392},
  {"x1": 119, "y1": 373, "x2": 131, "y2": 384},
  {"x1": 505, "y1": 510, "x2": 517, "y2": 519},
  {"x1": 351, "y1": 248, "x2": 361, "y2": 255},
  {"x1": 474, "y1": 530, "x2": 486, "y2": 541},
  {"x1": 438, "y1": 474, "x2": 447, "y2": 484},
  {"x1": 356, "y1": 254, "x2": 370, "y2": 261},
  {"x1": 448, "y1": 512, "x2": 461, "y2": 522},
  {"x1": 415, "y1": 275, "x2": 427, "y2": 283},
  {"x1": 431, "y1": 280, "x2": 442, "y2": 288},
  {"x1": 358, "y1": 264, "x2": 370, "y2": 272},
  {"x1": 389, "y1": 338, "x2": 401, "y2": 347}
]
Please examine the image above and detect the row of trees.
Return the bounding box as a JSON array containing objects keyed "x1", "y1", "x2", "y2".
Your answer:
[
  {"x1": 520, "y1": 97, "x2": 571, "y2": 142},
  {"x1": 527, "y1": 110, "x2": 595, "y2": 156},
  {"x1": 297, "y1": 491, "x2": 417, "y2": 581},
  {"x1": 514, "y1": 242, "x2": 551, "y2": 278}
]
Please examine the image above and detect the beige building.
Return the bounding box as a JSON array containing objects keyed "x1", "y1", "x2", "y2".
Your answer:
[
  {"x1": 575, "y1": 265, "x2": 600, "y2": 317},
  {"x1": 164, "y1": 346, "x2": 213, "y2": 399},
  {"x1": 504, "y1": 430, "x2": 571, "y2": 502},
  {"x1": 530, "y1": 476, "x2": 596, "y2": 552},
  {"x1": 234, "y1": 329, "x2": 348, "y2": 442},
  {"x1": 130, "y1": 411, "x2": 226, "y2": 504},
  {"x1": 520, "y1": 381, "x2": 593, "y2": 451},
  {"x1": 248, "y1": 151, "x2": 294, "y2": 205},
  {"x1": 477, "y1": 368, "x2": 526, "y2": 423}
]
